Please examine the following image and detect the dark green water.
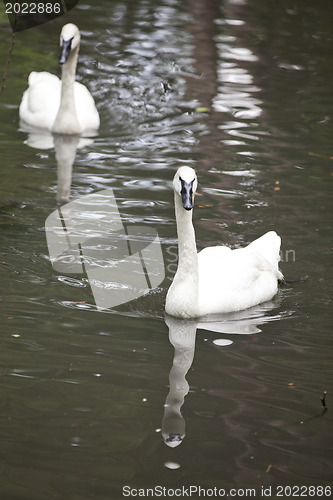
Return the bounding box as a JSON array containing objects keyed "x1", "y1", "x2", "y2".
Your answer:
[{"x1": 0, "y1": 1, "x2": 332, "y2": 499}]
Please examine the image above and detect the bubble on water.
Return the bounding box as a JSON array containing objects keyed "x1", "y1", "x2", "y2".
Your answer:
[{"x1": 213, "y1": 339, "x2": 233, "y2": 346}]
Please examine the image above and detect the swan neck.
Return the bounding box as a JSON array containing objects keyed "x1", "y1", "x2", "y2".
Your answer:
[
  {"x1": 52, "y1": 45, "x2": 81, "y2": 134},
  {"x1": 174, "y1": 194, "x2": 198, "y2": 274},
  {"x1": 61, "y1": 46, "x2": 78, "y2": 101},
  {"x1": 165, "y1": 194, "x2": 199, "y2": 318}
]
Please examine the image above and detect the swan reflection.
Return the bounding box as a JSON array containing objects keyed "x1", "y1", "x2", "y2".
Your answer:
[
  {"x1": 162, "y1": 316, "x2": 197, "y2": 447},
  {"x1": 53, "y1": 134, "x2": 93, "y2": 205},
  {"x1": 54, "y1": 134, "x2": 79, "y2": 205},
  {"x1": 22, "y1": 132, "x2": 93, "y2": 204},
  {"x1": 162, "y1": 302, "x2": 286, "y2": 447},
  {"x1": 22, "y1": 131, "x2": 93, "y2": 152}
]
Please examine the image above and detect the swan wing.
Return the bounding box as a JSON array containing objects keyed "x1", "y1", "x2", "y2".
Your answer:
[
  {"x1": 19, "y1": 72, "x2": 61, "y2": 131},
  {"x1": 19, "y1": 73, "x2": 99, "y2": 134},
  {"x1": 197, "y1": 233, "x2": 282, "y2": 314},
  {"x1": 246, "y1": 231, "x2": 281, "y2": 270},
  {"x1": 198, "y1": 244, "x2": 270, "y2": 287}
]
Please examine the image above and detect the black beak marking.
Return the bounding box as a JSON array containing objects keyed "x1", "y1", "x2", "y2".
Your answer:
[
  {"x1": 180, "y1": 176, "x2": 194, "y2": 211},
  {"x1": 59, "y1": 37, "x2": 74, "y2": 65}
]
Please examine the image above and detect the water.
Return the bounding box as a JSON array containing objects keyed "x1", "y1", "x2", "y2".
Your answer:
[{"x1": 0, "y1": 0, "x2": 332, "y2": 498}]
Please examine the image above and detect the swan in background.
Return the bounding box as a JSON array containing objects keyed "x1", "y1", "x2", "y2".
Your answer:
[
  {"x1": 19, "y1": 23, "x2": 100, "y2": 136},
  {"x1": 165, "y1": 166, "x2": 284, "y2": 319}
]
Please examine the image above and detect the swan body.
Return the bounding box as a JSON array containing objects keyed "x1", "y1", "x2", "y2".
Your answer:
[
  {"x1": 165, "y1": 167, "x2": 283, "y2": 319},
  {"x1": 19, "y1": 23, "x2": 99, "y2": 136}
]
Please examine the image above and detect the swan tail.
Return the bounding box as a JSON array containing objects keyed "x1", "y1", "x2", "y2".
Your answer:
[{"x1": 247, "y1": 231, "x2": 281, "y2": 266}]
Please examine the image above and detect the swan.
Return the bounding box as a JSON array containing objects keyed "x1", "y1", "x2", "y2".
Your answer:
[
  {"x1": 19, "y1": 23, "x2": 100, "y2": 136},
  {"x1": 165, "y1": 166, "x2": 284, "y2": 319}
]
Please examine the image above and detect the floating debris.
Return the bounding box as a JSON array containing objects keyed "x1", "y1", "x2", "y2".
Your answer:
[
  {"x1": 213, "y1": 339, "x2": 233, "y2": 347},
  {"x1": 164, "y1": 461, "x2": 181, "y2": 470}
]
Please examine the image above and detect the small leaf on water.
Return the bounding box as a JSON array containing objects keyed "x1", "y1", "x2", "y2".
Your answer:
[{"x1": 195, "y1": 107, "x2": 210, "y2": 113}]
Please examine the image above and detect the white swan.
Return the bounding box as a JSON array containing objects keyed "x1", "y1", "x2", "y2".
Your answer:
[
  {"x1": 165, "y1": 166, "x2": 284, "y2": 319},
  {"x1": 19, "y1": 23, "x2": 100, "y2": 136}
]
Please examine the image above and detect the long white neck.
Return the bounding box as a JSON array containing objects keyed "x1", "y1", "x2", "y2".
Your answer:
[
  {"x1": 165, "y1": 194, "x2": 199, "y2": 318},
  {"x1": 174, "y1": 193, "x2": 198, "y2": 279},
  {"x1": 52, "y1": 46, "x2": 82, "y2": 135}
]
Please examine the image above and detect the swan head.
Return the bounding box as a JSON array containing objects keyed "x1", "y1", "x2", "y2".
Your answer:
[
  {"x1": 59, "y1": 23, "x2": 81, "y2": 64},
  {"x1": 173, "y1": 166, "x2": 197, "y2": 211}
]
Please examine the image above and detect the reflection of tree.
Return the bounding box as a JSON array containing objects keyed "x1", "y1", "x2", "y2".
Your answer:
[
  {"x1": 186, "y1": 0, "x2": 230, "y2": 173},
  {"x1": 186, "y1": 0, "x2": 242, "y2": 239},
  {"x1": 187, "y1": 0, "x2": 219, "y2": 110}
]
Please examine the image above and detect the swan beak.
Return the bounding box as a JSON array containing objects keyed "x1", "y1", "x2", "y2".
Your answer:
[
  {"x1": 180, "y1": 179, "x2": 194, "y2": 211},
  {"x1": 59, "y1": 37, "x2": 73, "y2": 65}
]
